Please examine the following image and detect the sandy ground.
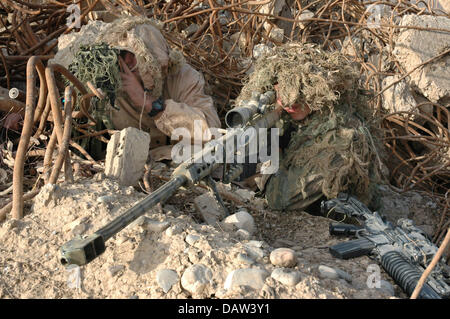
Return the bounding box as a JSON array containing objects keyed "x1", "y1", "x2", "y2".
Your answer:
[{"x1": 0, "y1": 171, "x2": 426, "y2": 299}]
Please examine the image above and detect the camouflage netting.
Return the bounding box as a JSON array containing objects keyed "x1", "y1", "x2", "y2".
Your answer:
[
  {"x1": 240, "y1": 43, "x2": 386, "y2": 206},
  {"x1": 68, "y1": 42, "x2": 121, "y2": 126}
]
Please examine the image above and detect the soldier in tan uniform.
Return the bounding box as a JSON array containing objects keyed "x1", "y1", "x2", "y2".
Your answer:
[{"x1": 56, "y1": 16, "x2": 221, "y2": 159}]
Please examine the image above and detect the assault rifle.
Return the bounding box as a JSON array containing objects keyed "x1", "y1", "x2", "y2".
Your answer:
[
  {"x1": 60, "y1": 91, "x2": 279, "y2": 266},
  {"x1": 322, "y1": 193, "x2": 450, "y2": 299}
]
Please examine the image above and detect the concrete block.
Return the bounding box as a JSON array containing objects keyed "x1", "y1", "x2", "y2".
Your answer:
[{"x1": 105, "y1": 127, "x2": 150, "y2": 186}]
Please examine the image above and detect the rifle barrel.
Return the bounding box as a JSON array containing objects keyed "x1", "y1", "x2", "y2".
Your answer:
[{"x1": 98, "y1": 175, "x2": 187, "y2": 241}]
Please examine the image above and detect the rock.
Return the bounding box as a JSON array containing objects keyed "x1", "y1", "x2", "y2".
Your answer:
[
  {"x1": 234, "y1": 189, "x2": 255, "y2": 202},
  {"x1": 392, "y1": 15, "x2": 450, "y2": 103},
  {"x1": 35, "y1": 183, "x2": 63, "y2": 208},
  {"x1": 246, "y1": 240, "x2": 264, "y2": 248},
  {"x1": 105, "y1": 127, "x2": 150, "y2": 186},
  {"x1": 268, "y1": 27, "x2": 284, "y2": 43},
  {"x1": 270, "y1": 248, "x2": 297, "y2": 268},
  {"x1": 253, "y1": 44, "x2": 272, "y2": 60},
  {"x1": 165, "y1": 224, "x2": 183, "y2": 237},
  {"x1": 156, "y1": 269, "x2": 179, "y2": 293},
  {"x1": 97, "y1": 195, "x2": 114, "y2": 204},
  {"x1": 236, "y1": 253, "x2": 254, "y2": 265},
  {"x1": 298, "y1": 10, "x2": 314, "y2": 29},
  {"x1": 245, "y1": 247, "x2": 265, "y2": 260},
  {"x1": 71, "y1": 223, "x2": 87, "y2": 236},
  {"x1": 223, "y1": 210, "x2": 255, "y2": 234},
  {"x1": 318, "y1": 265, "x2": 352, "y2": 283},
  {"x1": 185, "y1": 234, "x2": 200, "y2": 246},
  {"x1": 236, "y1": 229, "x2": 251, "y2": 240},
  {"x1": 63, "y1": 217, "x2": 87, "y2": 233},
  {"x1": 382, "y1": 76, "x2": 418, "y2": 116},
  {"x1": 145, "y1": 220, "x2": 170, "y2": 233},
  {"x1": 180, "y1": 264, "x2": 213, "y2": 297},
  {"x1": 341, "y1": 36, "x2": 363, "y2": 58},
  {"x1": 224, "y1": 268, "x2": 269, "y2": 291},
  {"x1": 259, "y1": 0, "x2": 285, "y2": 16},
  {"x1": 108, "y1": 265, "x2": 125, "y2": 277},
  {"x1": 271, "y1": 268, "x2": 302, "y2": 286},
  {"x1": 4, "y1": 219, "x2": 21, "y2": 231},
  {"x1": 193, "y1": 193, "x2": 225, "y2": 226}
]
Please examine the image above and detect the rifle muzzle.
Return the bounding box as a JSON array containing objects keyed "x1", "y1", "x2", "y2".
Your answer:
[{"x1": 60, "y1": 233, "x2": 106, "y2": 266}]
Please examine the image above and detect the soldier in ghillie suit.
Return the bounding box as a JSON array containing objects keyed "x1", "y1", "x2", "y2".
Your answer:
[
  {"x1": 237, "y1": 43, "x2": 386, "y2": 211},
  {"x1": 51, "y1": 16, "x2": 220, "y2": 158}
]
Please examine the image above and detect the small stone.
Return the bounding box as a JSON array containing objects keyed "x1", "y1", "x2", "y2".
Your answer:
[
  {"x1": 244, "y1": 246, "x2": 265, "y2": 260},
  {"x1": 185, "y1": 234, "x2": 200, "y2": 246},
  {"x1": 236, "y1": 253, "x2": 254, "y2": 265},
  {"x1": 270, "y1": 248, "x2": 297, "y2": 268},
  {"x1": 271, "y1": 268, "x2": 302, "y2": 286},
  {"x1": 181, "y1": 264, "x2": 213, "y2": 297},
  {"x1": 247, "y1": 240, "x2": 264, "y2": 248},
  {"x1": 165, "y1": 224, "x2": 183, "y2": 237},
  {"x1": 236, "y1": 229, "x2": 251, "y2": 240},
  {"x1": 253, "y1": 44, "x2": 272, "y2": 60},
  {"x1": 71, "y1": 223, "x2": 87, "y2": 236},
  {"x1": 223, "y1": 210, "x2": 255, "y2": 234},
  {"x1": 234, "y1": 189, "x2": 255, "y2": 202},
  {"x1": 156, "y1": 269, "x2": 179, "y2": 293},
  {"x1": 97, "y1": 195, "x2": 114, "y2": 204},
  {"x1": 145, "y1": 220, "x2": 170, "y2": 233},
  {"x1": 298, "y1": 10, "x2": 314, "y2": 29},
  {"x1": 36, "y1": 183, "x2": 63, "y2": 208},
  {"x1": 268, "y1": 27, "x2": 284, "y2": 43},
  {"x1": 318, "y1": 265, "x2": 352, "y2": 283},
  {"x1": 224, "y1": 268, "x2": 269, "y2": 291},
  {"x1": 108, "y1": 265, "x2": 125, "y2": 277},
  {"x1": 193, "y1": 193, "x2": 225, "y2": 225},
  {"x1": 381, "y1": 75, "x2": 418, "y2": 117},
  {"x1": 4, "y1": 219, "x2": 21, "y2": 231}
]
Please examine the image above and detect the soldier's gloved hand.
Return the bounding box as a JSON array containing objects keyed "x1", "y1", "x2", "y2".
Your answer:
[
  {"x1": 274, "y1": 84, "x2": 311, "y2": 121},
  {"x1": 119, "y1": 56, "x2": 154, "y2": 112}
]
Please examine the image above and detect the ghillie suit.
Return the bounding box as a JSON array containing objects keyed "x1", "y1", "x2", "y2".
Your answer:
[
  {"x1": 239, "y1": 43, "x2": 386, "y2": 211},
  {"x1": 51, "y1": 16, "x2": 220, "y2": 159}
]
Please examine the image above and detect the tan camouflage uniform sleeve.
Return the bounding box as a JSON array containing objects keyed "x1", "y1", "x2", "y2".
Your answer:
[{"x1": 153, "y1": 63, "x2": 221, "y2": 139}]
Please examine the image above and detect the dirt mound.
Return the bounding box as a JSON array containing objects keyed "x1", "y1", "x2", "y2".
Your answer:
[{"x1": 0, "y1": 176, "x2": 399, "y2": 299}]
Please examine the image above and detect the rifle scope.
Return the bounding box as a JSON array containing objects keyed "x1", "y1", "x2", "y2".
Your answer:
[{"x1": 225, "y1": 91, "x2": 275, "y2": 128}]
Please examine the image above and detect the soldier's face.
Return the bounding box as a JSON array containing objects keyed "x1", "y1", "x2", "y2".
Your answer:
[{"x1": 283, "y1": 103, "x2": 311, "y2": 121}]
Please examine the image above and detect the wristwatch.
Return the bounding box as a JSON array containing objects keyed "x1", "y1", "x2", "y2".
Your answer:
[{"x1": 148, "y1": 97, "x2": 165, "y2": 117}]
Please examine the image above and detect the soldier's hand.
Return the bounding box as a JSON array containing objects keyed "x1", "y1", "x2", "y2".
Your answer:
[{"x1": 119, "y1": 56, "x2": 153, "y2": 112}]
